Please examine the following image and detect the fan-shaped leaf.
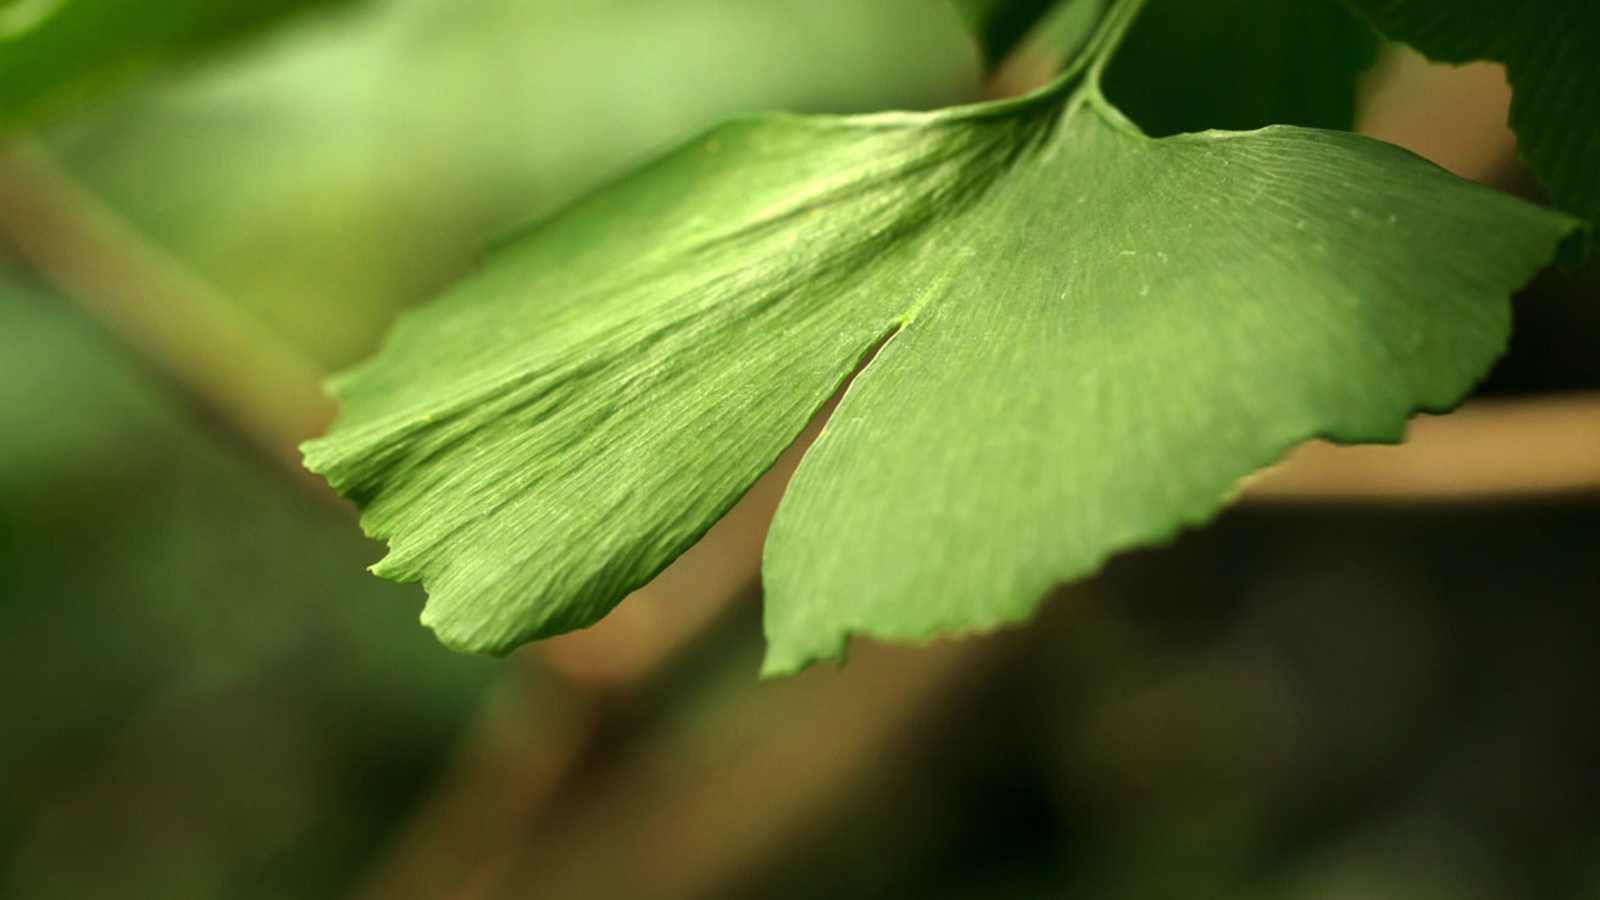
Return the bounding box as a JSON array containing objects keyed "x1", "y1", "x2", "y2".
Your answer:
[{"x1": 304, "y1": 1, "x2": 1578, "y2": 670}]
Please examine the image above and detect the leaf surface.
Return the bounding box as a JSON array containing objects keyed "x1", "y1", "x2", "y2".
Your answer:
[
  {"x1": 304, "y1": 3, "x2": 1578, "y2": 669},
  {"x1": 1342, "y1": 0, "x2": 1600, "y2": 231},
  {"x1": 758, "y1": 115, "x2": 1576, "y2": 673}
]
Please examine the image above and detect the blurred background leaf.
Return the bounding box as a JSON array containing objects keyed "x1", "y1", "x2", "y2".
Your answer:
[
  {"x1": 0, "y1": 0, "x2": 361, "y2": 128},
  {"x1": 43, "y1": 0, "x2": 976, "y2": 366},
  {"x1": 1103, "y1": 0, "x2": 1378, "y2": 135},
  {"x1": 0, "y1": 274, "x2": 500, "y2": 899}
]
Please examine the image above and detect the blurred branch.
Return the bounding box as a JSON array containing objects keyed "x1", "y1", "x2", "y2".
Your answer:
[
  {"x1": 347, "y1": 660, "x2": 597, "y2": 900},
  {"x1": 488, "y1": 638, "x2": 997, "y2": 900},
  {"x1": 1359, "y1": 52, "x2": 1515, "y2": 184},
  {"x1": 1245, "y1": 393, "x2": 1600, "y2": 503},
  {"x1": 0, "y1": 139, "x2": 333, "y2": 487}
]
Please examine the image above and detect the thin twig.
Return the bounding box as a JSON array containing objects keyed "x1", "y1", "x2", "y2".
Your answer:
[{"x1": 0, "y1": 140, "x2": 334, "y2": 490}]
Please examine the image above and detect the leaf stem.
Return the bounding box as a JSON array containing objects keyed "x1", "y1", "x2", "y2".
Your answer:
[
  {"x1": 1083, "y1": 0, "x2": 1146, "y2": 87},
  {"x1": 1035, "y1": 0, "x2": 1147, "y2": 101}
]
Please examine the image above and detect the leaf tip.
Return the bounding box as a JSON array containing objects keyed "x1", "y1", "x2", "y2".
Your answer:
[
  {"x1": 758, "y1": 632, "x2": 848, "y2": 680},
  {"x1": 1554, "y1": 217, "x2": 1594, "y2": 268},
  {"x1": 420, "y1": 600, "x2": 519, "y2": 659}
]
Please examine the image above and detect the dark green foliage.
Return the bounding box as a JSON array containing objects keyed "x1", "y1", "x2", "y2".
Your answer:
[
  {"x1": 1105, "y1": 0, "x2": 1378, "y2": 135},
  {"x1": 951, "y1": 0, "x2": 1063, "y2": 66},
  {"x1": 1343, "y1": 0, "x2": 1600, "y2": 233}
]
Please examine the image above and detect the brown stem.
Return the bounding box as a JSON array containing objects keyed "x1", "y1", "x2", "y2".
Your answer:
[{"x1": 0, "y1": 140, "x2": 334, "y2": 489}]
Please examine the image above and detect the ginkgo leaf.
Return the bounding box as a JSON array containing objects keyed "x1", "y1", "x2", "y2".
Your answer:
[
  {"x1": 303, "y1": 0, "x2": 1579, "y2": 670},
  {"x1": 1342, "y1": 0, "x2": 1600, "y2": 233}
]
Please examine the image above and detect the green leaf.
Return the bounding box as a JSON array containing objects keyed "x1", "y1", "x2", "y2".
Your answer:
[
  {"x1": 756, "y1": 115, "x2": 1574, "y2": 674},
  {"x1": 1342, "y1": 0, "x2": 1600, "y2": 232},
  {"x1": 304, "y1": 0, "x2": 1577, "y2": 670},
  {"x1": 0, "y1": 0, "x2": 355, "y2": 128}
]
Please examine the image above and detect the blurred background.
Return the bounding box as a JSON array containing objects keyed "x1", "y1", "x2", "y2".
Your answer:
[{"x1": 1, "y1": 1, "x2": 1597, "y2": 898}]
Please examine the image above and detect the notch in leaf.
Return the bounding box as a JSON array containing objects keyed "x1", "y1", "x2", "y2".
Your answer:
[{"x1": 1342, "y1": 0, "x2": 1600, "y2": 243}]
